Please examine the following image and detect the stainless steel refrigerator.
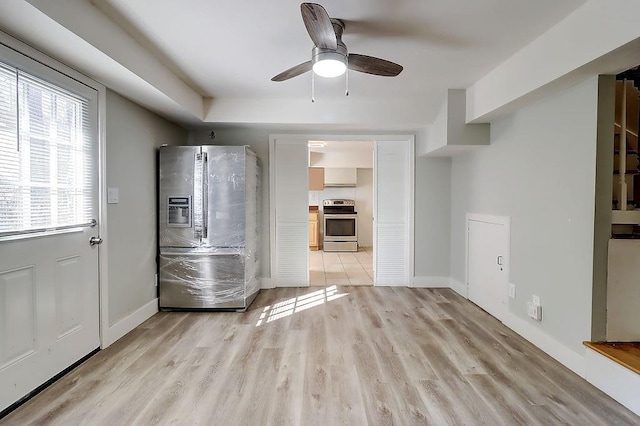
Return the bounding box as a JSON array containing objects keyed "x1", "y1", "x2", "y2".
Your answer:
[{"x1": 158, "y1": 145, "x2": 260, "y2": 310}]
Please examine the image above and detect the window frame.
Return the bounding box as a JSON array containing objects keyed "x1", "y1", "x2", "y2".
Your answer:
[{"x1": 0, "y1": 42, "x2": 99, "y2": 241}]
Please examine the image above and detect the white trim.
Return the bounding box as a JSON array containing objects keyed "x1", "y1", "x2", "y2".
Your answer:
[
  {"x1": 268, "y1": 136, "x2": 277, "y2": 285},
  {"x1": 97, "y1": 82, "x2": 108, "y2": 348},
  {"x1": 450, "y1": 277, "x2": 468, "y2": 297},
  {"x1": 268, "y1": 133, "x2": 415, "y2": 289},
  {"x1": 411, "y1": 276, "x2": 451, "y2": 288},
  {"x1": 466, "y1": 213, "x2": 511, "y2": 226},
  {"x1": 408, "y1": 137, "x2": 416, "y2": 286},
  {"x1": 412, "y1": 272, "x2": 640, "y2": 416},
  {"x1": 102, "y1": 298, "x2": 158, "y2": 348},
  {"x1": 465, "y1": 213, "x2": 511, "y2": 321},
  {"x1": 503, "y1": 311, "x2": 586, "y2": 377},
  {"x1": 585, "y1": 347, "x2": 640, "y2": 416}
]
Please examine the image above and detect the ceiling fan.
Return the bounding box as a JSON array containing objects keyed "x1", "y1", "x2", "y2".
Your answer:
[{"x1": 271, "y1": 3, "x2": 403, "y2": 82}]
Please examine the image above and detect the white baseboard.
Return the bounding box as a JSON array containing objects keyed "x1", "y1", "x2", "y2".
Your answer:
[
  {"x1": 585, "y1": 347, "x2": 640, "y2": 416},
  {"x1": 411, "y1": 276, "x2": 450, "y2": 288},
  {"x1": 438, "y1": 276, "x2": 638, "y2": 415},
  {"x1": 503, "y1": 312, "x2": 586, "y2": 377},
  {"x1": 450, "y1": 278, "x2": 467, "y2": 298},
  {"x1": 260, "y1": 277, "x2": 276, "y2": 289},
  {"x1": 102, "y1": 298, "x2": 158, "y2": 348}
]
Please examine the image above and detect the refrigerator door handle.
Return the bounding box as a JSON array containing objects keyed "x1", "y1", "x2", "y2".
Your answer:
[
  {"x1": 202, "y1": 152, "x2": 208, "y2": 239},
  {"x1": 193, "y1": 152, "x2": 204, "y2": 240}
]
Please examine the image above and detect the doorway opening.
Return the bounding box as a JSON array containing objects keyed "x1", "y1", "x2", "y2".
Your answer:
[
  {"x1": 583, "y1": 66, "x2": 640, "y2": 379},
  {"x1": 307, "y1": 140, "x2": 374, "y2": 287},
  {"x1": 269, "y1": 134, "x2": 414, "y2": 289}
]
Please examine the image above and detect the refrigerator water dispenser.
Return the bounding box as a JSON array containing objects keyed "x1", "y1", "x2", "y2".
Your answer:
[{"x1": 167, "y1": 196, "x2": 192, "y2": 227}]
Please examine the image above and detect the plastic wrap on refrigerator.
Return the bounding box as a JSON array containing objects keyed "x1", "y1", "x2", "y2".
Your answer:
[{"x1": 158, "y1": 145, "x2": 260, "y2": 310}]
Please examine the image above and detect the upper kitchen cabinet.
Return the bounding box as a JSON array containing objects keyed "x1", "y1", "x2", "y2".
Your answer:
[
  {"x1": 324, "y1": 168, "x2": 357, "y2": 187},
  {"x1": 309, "y1": 167, "x2": 324, "y2": 190}
]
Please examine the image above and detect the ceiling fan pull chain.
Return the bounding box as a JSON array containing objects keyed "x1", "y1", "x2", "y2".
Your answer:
[
  {"x1": 345, "y1": 66, "x2": 349, "y2": 97},
  {"x1": 311, "y1": 70, "x2": 315, "y2": 103}
]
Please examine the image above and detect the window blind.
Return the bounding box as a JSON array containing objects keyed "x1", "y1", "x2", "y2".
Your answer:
[{"x1": 0, "y1": 63, "x2": 94, "y2": 234}]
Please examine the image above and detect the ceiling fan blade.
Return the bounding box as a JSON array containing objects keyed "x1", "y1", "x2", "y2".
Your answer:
[
  {"x1": 271, "y1": 61, "x2": 313, "y2": 82},
  {"x1": 300, "y1": 3, "x2": 337, "y2": 50},
  {"x1": 348, "y1": 54, "x2": 403, "y2": 77}
]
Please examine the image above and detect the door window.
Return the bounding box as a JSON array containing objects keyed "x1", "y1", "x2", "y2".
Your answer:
[{"x1": 0, "y1": 64, "x2": 94, "y2": 236}]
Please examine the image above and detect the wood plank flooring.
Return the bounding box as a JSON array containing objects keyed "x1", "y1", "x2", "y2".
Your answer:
[{"x1": 2, "y1": 286, "x2": 639, "y2": 425}]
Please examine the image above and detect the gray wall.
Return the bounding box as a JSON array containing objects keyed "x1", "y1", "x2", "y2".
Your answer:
[
  {"x1": 450, "y1": 77, "x2": 600, "y2": 354},
  {"x1": 415, "y1": 156, "x2": 451, "y2": 278},
  {"x1": 188, "y1": 128, "x2": 451, "y2": 280},
  {"x1": 106, "y1": 90, "x2": 187, "y2": 326}
]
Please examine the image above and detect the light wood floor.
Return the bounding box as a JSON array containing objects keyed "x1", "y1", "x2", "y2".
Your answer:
[{"x1": 3, "y1": 287, "x2": 639, "y2": 425}]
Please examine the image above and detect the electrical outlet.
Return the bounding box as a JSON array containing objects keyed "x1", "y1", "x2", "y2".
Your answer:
[
  {"x1": 508, "y1": 283, "x2": 516, "y2": 299},
  {"x1": 527, "y1": 301, "x2": 543, "y2": 321},
  {"x1": 532, "y1": 295, "x2": 541, "y2": 306}
]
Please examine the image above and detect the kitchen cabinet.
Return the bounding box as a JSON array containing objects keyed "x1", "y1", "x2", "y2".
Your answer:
[
  {"x1": 309, "y1": 167, "x2": 324, "y2": 190},
  {"x1": 309, "y1": 211, "x2": 319, "y2": 250},
  {"x1": 324, "y1": 168, "x2": 357, "y2": 187}
]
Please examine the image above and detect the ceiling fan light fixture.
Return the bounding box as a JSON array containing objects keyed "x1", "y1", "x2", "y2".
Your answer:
[{"x1": 312, "y1": 49, "x2": 347, "y2": 78}]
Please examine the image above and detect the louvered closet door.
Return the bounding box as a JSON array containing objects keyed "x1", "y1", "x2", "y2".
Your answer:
[
  {"x1": 374, "y1": 140, "x2": 412, "y2": 286},
  {"x1": 273, "y1": 140, "x2": 309, "y2": 287}
]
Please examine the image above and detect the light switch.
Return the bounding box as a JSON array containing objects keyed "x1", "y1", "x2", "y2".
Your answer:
[{"x1": 107, "y1": 187, "x2": 119, "y2": 204}]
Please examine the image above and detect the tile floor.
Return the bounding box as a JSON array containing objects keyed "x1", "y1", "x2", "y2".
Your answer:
[{"x1": 309, "y1": 246, "x2": 374, "y2": 286}]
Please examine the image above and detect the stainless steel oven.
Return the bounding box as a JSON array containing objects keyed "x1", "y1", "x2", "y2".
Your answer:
[{"x1": 323, "y1": 199, "x2": 357, "y2": 252}]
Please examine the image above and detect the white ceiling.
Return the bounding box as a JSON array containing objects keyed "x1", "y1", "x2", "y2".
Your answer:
[
  {"x1": 0, "y1": 0, "x2": 595, "y2": 129},
  {"x1": 91, "y1": 0, "x2": 585, "y2": 126}
]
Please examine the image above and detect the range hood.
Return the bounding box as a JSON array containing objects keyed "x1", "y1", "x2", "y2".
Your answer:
[{"x1": 324, "y1": 168, "x2": 357, "y2": 187}]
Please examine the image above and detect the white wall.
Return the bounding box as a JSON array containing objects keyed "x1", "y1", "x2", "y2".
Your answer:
[
  {"x1": 189, "y1": 128, "x2": 451, "y2": 281},
  {"x1": 106, "y1": 90, "x2": 187, "y2": 325},
  {"x1": 309, "y1": 149, "x2": 373, "y2": 169},
  {"x1": 466, "y1": 0, "x2": 640, "y2": 123},
  {"x1": 451, "y1": 77, "x2": 600, "y2": 355}
]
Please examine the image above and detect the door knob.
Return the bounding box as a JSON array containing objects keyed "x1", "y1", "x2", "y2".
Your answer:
[{"x1": 89, "y1": 236, "x2": 103, "y2": 246}]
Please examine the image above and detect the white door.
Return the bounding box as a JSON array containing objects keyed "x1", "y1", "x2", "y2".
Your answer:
[
  {"x1": 374, "y1": 140, "x2": 414, "y2": 286},
  {"x1": 467, "y1": 216, "x2": 509, "y2": 320},
  {"x1": 0, "y1": 48, "x2": 100, "y2": 412},
  {"x1": 271, "y1": 139, "x2": 309, "y2": 287}
]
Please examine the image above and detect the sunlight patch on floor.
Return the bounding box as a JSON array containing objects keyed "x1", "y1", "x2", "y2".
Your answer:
[{"x1": 255, "y1": 285, "x2": 348, "y2": 326}]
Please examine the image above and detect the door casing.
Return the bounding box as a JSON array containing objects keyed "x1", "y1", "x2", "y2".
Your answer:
[
  {"x1": 268, "y1": 134, "x2": 415, "y2": 288},
  {"x1": 465, "y1": 213, "x2": 511, "y2": 321}
]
